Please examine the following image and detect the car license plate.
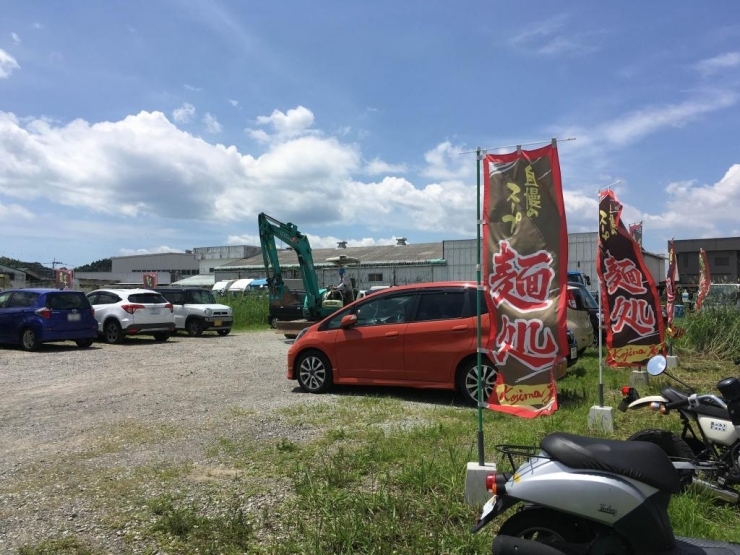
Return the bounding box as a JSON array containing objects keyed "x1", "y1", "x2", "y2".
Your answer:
[
  {"x1": 149, "y1": 307, "x2": 160, "y2": 314},
  {"x1": 214, "y1": 320, "x2": 222, "y2": 327},
  {"x1": 67, "y1": 313, "x2": 81, "y2": 321},
  {"x1": 570, "y1": 347, "x2": 577, "y2": 359}
]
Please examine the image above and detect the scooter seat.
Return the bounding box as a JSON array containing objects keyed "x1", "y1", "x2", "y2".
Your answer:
[{"x1": 541, "y1": 432, "x2": 681, "y2": 493}]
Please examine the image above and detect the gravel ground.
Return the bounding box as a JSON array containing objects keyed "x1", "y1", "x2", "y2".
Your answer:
[{"x1": 0, "y1": 329, "x2": 341, "y2": 554}]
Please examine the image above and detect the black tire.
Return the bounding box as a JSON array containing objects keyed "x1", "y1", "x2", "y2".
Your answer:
[
  {"x1": 217, "y1": 329, "x2": 230, "y2": 336},
  {"x1": 152, "y1": 332, "x2": 170, "y2": 341},
  {"x1": 186, "y1": 318, "x2": 204, "y2": 337},
  {"x1": 296, "y1": 350, "x2": 333, "y2": 394},
  {"x1": 103, "y1": 319, "x2": 124, "y2": 344},
  {"x1": 75, "y1": 338, "x2": 94, "y2": 348},
  {"x1": 497, "y1": 507, "x2": 591, "y2": 546},
  {"x1": 269, "y1": 316, "x2": 278, "y2": 329},
  {"x1": 577, "y1": 348, "x2": 587, "y2": 358},
  {"x1": 456, "y1": 358, "x2": 497, "y2": 406},
  {"x1": 20, "y1": 328, "x2": 41, "y2": 351},
  {"x1": 628, "y1": 428, "x2": 695, "y2": 490}
]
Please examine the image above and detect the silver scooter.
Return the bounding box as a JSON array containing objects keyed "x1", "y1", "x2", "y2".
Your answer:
[{"x1": 471, "y1": 363, "x2": 740, "y2": 554}]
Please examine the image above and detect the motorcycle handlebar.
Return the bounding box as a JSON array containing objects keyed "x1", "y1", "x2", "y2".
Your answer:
[{"x1": 664, "y1": 398, "x2": 689, "y2": 410}]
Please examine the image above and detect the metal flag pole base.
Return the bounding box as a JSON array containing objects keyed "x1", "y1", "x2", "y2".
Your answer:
[{"x1": 588, "y1": 185, "x2": 615, "y2": 433}]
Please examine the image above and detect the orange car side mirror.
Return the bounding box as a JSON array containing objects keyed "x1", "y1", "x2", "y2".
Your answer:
[{"x1": 340, "y1": 314, "x2": 357, "y2": 328}]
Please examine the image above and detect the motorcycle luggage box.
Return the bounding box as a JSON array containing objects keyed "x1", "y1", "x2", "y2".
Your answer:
[{"x1": 717, "y1": 377, "x2": 740, "y2": 401}]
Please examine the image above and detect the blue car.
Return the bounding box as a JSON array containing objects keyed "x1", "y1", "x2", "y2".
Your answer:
[{"x1": 0, "y1": 288, "x2": 98, "y2": 351}]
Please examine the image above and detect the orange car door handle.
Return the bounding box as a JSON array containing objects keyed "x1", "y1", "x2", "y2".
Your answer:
[
  {"x1": 385, "y1": 331, "x2": 399, "y2": 338},
  {"x1": 452, "y1": 325, "x2": 468, "y2": 332}
]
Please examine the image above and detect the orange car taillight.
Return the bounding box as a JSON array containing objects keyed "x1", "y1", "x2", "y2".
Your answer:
[
  {"x1": 35, "y1": 307, "x2": 52, "y2": 319},
  {"x1": 121, "y1": 303, "x2": 145, "y2": 314}
]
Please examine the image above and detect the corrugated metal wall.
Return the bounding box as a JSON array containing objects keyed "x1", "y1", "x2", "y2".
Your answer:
[{"x1": 568, "y1": 232, "x2": 598, "y2": 287}]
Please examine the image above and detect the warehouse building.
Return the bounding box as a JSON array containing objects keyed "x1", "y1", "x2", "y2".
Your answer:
[{"x1": 672, "y1": 236, "x2": 740, "y2": 284}]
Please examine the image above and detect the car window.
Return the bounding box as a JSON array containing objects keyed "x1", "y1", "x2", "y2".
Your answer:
[
  {"x1": 355, "y1": 294, "x2": 416, "y2": 327},
  {"x1": 325, "y1": 307, "x2": 352, "y2": 330},
  {"x1": 46, "y1": 293, "x2": 91, "y2": 310},
  {"x1": 162, "y1": 291, "x2": 185, "y2": 304},
  {"x1": 0, "y1": 291, "x2": 11, "y2": 308},
  {"x1": 571, "y1": 283, "x2": 598, "y2": 309},
  {"x1": 7, "y1": 291, "x2": 40, "y2": 308},
  {"x1": 90, "y1": 292, "x2": 120, "y2": 305},
  {"x1": 129, "y1": 293, "x2": 168, "y2": 304},
  {"x1": 190, "y1": 290, "x2": 216, "y2": 304},
  {"x1": 416, "y1": 291, "x2": 465, "y2": 321}
]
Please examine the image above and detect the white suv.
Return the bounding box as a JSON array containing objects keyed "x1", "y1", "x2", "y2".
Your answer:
[
  {"x1": 86, "y1": 288, "x2": 176, "y2": 344},
  {"x1": 154, "y1": 287, "x2": 233, "y2": 336}
]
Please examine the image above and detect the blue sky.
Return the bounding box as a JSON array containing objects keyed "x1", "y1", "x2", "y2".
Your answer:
[{"x1": 1, "y1": 1, "x2": 739, "y2": 268}]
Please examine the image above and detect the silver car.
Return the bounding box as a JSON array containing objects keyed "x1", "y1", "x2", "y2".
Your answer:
[{"x1": 86, "y1": 288, "x2": 176, "y2": 344}]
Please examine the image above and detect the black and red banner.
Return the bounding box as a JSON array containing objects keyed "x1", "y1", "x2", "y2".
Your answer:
[
  {"x1": 696, "y1": 248, "x2": 711, "y2": 312},
  {"x1": 597, "y1": 191, "x2": 664, "y2": 366},
  {"x1": 143, "y1": 272, "x2": 158, "y2": 289},
  {"x1": 629, "y1": 222, "x2": 643, "y2": 248},
  {"x1": 55, "y1": 268, "x2": 74, "y2": 289},
  {"x1": 482, "y1": 142, "x2": 568, "y2": 418},
  {"x1": 666, "y1": 239, "x2": 677, "y2": 329}
]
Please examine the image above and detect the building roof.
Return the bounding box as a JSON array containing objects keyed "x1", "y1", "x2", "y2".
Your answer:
[
  {"x1": 170, "y1": 274, "x2": 216, "y2": 287},
  {"x1": 221, "y1": 242, "x2": 446, "y2": 270}
]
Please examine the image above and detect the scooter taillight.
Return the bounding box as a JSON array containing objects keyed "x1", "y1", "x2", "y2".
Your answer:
[{"x1": 485, "y1": 472, "x2": 510, "y2": 495}]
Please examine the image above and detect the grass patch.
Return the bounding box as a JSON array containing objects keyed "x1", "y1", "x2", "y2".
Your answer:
[
  {"x1": 18, "y1": 536, "x2": 103, "y2": 555},
  {"x1": 16, "y1": 346, "x2": 740, "y2": 554},
  {"x1": 673, "y1": 306, "x2": 740, "y2": 361},
  {"x1": 217, "y1": 294, "x2": 269, "y2": 330}
]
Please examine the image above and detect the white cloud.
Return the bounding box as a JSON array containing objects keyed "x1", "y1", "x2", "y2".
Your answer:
[
  {"x1": 118, "y1": 246, "x2": 184, "y2": 256},
  {"x1": 226, "y1": 232, "x2": 396, "y2": 249},
  {"x1": 0, "y1": 49, "x2": 20, "y2": 79},
  {"x1": 420, "y1": 141, "x2": 473, "y2": 181},
  {"x1": 247, "y1": 105, "x2": 315, "y2": 143},
  {"x1": 202, "y1": 112, "x2": 222, "y2": 133},
  {"x1": 508, "y1": 15, "x2": 599, "y2": 56},
  {"x1": 184, "y1": 84, "x2": 202, "y2": 91},
  {"x1": 694, "y1": 52, "x2": 740, "y2": 75},
  {"x1": 0, "y1": 200, "x2": 33, "y2": 220},
  {"x1": 11, "y1": 32, "x2": 21, "y2": 44},
  {"x1": 364, "y1": 158, "x2": 407, "y2": 175},
  {"x1": 600, "y1": 91, "x2": 737, "y2": 146},
  {"x1": 32, "y1": 23, "x2": 44, "y2": 30},
  {"x1": 172, "y1": 103, "x2": 196, "y2": 124},
  {"x1": 642, "y1": 165, "x2": 740, "y2": 236},
  {"x1": 229, "y1": 99, "x2": 239, "y2": 107}
]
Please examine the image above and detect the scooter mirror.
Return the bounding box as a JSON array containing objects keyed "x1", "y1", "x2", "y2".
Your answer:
[{"x1": 647, "y1": 355, "x2": 667, "y2": 376}]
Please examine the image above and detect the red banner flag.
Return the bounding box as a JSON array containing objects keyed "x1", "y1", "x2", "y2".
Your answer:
[
  {"x1": 55, "y1": 268, "x2": 74, "y2": 289},
  {"x1": 629, "y1": 222, "x2": 643, "y2": 248},
  {"x1": 482, "y1": 141, "x2": 568, "y2": 418},
  {"x1": 696, "y1": 249, "x2": 711, "y2": 312},
  {"x1": 666, "y1": 239, "x2": 677, "y2": 328},
  {"x1": 597, "y1": 190, "x2": 664, "y2": 366},
  {"x1": 143, "y1": 272, "x2": 158, "y2": 289}
]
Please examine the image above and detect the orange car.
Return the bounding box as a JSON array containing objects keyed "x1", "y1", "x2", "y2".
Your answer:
[{"x1": 287, "y1": 281, "x2": 568, "y2": 405}]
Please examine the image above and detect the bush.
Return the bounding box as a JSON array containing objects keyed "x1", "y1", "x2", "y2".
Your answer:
[
  {"x1": 677, "y1": 306, "x2": 740, "y2": 361},
  {"x1": 217, "y1": 294, "x2": 269, "y2": 329}
]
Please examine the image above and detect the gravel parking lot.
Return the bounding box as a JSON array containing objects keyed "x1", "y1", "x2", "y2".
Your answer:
[{"x1": 0, "y1": 330, "x2": 339, "y2": 553}]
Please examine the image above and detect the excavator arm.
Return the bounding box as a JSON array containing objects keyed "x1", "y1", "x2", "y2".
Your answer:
[{"x1": 258, "y1": 212, "x2": 322, "y2": 319}]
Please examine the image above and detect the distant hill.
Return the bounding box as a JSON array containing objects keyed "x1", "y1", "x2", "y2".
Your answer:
[
  {"x1": 0, "y1": 257, "x2": 54, "y2": 279},
  {"x1": 0, "y1": 256, "x2": 112, "y2": 276},
  {"x1": 75, "y1": 258, "x2": 112, "y2": 272}
]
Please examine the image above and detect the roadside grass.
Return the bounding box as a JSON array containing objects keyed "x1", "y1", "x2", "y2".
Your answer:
[
  {"x1": 16, "y1": 344, "x2": 740, "y2": 553},
  {"x1": 672, "y1": 306, "x2": 740, "y2": 361},
  {"x1": 219, "y1": 294, "x2": 269, "y2": 330}
]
